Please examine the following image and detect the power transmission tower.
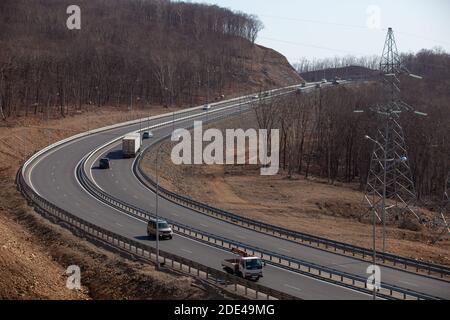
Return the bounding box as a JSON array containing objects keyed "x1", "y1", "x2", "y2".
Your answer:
[
  {"x1": 433, "y1": 170, "x2": 450, "y2": 243},
  {"x1": 361, "y1": 28, "x2": 425, "y2": 253}
]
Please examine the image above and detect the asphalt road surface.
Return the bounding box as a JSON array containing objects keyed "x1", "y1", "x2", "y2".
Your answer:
[{"x1": 24, "y1": 87, "x2": 450, "y2": 300}]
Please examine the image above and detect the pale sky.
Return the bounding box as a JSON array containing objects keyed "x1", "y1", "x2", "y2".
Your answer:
[{"x1": 183, "y1": 0, "x2": 450, "y2": 63}]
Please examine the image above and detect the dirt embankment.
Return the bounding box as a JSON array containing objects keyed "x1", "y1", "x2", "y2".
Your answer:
[
  {"x1": 0, "y1": 106, "x2": 229, "y2": 300},
  {"x1": 141, "y1": 112, "x2": 449, "y2": 267},
  {"x1": 244, "y1": 45, "x2": 303, "y2": 90},
  {"x1": 0, "y1": 47, "x2": 300, "y2": 299}
]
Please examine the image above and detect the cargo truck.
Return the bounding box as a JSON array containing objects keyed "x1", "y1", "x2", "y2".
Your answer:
[
  {"x1": 122, "y1": 133, "x2": 141, "y2": 158},
  {"x1": 221, "y1": 248, "x2": 264, "y2": 281}
]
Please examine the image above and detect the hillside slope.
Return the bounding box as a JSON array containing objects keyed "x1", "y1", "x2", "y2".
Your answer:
[
  {"x1": 0, "y1": 0, "x2": 302, "y2": 120},
  {"x1": 0, "y1": 0, "x2": 301, "y2": 299}
]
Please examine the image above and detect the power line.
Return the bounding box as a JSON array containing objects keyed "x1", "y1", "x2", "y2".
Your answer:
[
  {"x1": 259, "y1": 36, "x2": 370, "y2": 56},
  {"x1": 259, "y1": 14, "x2": 450, "y2": 47}
]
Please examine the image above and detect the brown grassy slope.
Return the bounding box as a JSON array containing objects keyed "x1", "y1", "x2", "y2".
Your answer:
[
  {"x1": 141, "y1": 112, "x2": 449, "y2": 267},
  {"x1": 242, "y1": 45, "x2": 303, "y2": 90}
]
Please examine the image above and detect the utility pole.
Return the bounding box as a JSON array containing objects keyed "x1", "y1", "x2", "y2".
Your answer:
[
  {"x1": 359, "y1": 28, "x2": 426, "y2": 255},
  {"x1": 154, "y1": 144, "x2": 164, "y2": 271}
]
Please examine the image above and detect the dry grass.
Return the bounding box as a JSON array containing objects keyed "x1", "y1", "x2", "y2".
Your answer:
[{"x1": 141, "y1": 112, "x2": 450, "y2": 267}]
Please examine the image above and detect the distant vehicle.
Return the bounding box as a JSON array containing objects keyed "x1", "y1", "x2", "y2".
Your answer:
[
  {"x1": 122, "y1": 133, "x2": 141, "y2": 158},
  {"x1": 142, "y1": 131, "x2": 153, "y2": 140},
  {"x1": 301, "y1": 82, "x2": 306, "y2": 88},
  {"x1": 99, "y1": 158, "x2": 110, "y2": 170},
  {"x1": 221, "y1": 248, "x2": 264, "y2": 281},
  {"x1": 147, "y1": 219, "x2": 173, "y2": 240},
  {"x1": 332, "y1": 79, "x2": 340, "y2": 85},
  {"x1": 315, "y1": 83, "x2": 321, "y2": 89},
  {"x1": 321, "y1": 79, "x2": 327, "y2": 84},
  {"x1": 252, "y1": 95, "x2": 259, "y2": 100},
  {"x1": 203, "y1": 104, "x2": 211, "y2": 111}
]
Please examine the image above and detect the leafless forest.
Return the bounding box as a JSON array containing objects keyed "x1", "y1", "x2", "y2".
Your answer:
[
  {"x1": 0, "y1": 0, "x2": 263, "y2": 119},
  {"x1": 1, "y1": 1, "x2": 448, "y2": 203},
  {"x1": 257, "y1": 49, "x2": 450, "y2": 203}
]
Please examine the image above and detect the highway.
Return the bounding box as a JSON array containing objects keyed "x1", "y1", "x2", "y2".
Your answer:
[{"x1": 23, "y1": 85, "x2": 450, "y2": 300}]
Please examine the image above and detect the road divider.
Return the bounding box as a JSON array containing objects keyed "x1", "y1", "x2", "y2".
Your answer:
[
  {"x1": 136, "y1": 139, "x2": 450, "y2": 281},
  {"x1": 77, "y1": 150, "x2": 441, "y2": 300},
  {"x1": 19, "y1": 84, "x2": 314, "y2": 301},
  {"x1": 16, "y1": 167, "x2": 298, "y2": 301}
]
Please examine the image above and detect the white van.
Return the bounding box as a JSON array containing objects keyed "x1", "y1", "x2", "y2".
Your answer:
[
  {"x1": 147, "y1": 219, "x2": 173, "y2": 240},
  {"x1": 203, "y1": 104, "x2": 211, "y2": 111}
]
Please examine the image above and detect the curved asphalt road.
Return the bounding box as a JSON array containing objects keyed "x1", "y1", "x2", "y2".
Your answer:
[
  {"x1": 24, "y1": 87, "x2": 449, "y2": 300},
  {"x1": 88, "y1": 105, "x2": 450, "y2": 300}
]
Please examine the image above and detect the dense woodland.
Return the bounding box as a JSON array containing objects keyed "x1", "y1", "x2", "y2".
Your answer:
[
  {"x1": 257, "y1": 49, "x2": 450, "y2": 203},
  {"x1": 0, "y1": 0, "x2": 264, "y2": 119},
  {"x1": 1, "y1": 1, "x2": 448, "y2": 203}
]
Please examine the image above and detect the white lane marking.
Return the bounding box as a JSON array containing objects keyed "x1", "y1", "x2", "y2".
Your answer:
[
  {"x1": 181, "y1": 248, "x2": 193, "y2": 254},
  {"x1": 173, "y1": 233, "x2": 377, "y2": 300},
  {"x1": 200, "y1": 224, "x2": 209, "y2": 228},
  {"x1": 235, "y1": 234, "x2": 247, "y2": 240},
  {"x1": 27, "y1": 85, "x2": 291, "y2": 194},
  {"x1": 398, "y1": 280, "x2": 419, "y2": 287},
  {"x1": 73, "y1": 138, "x2": 375, "y2": 301},
  {"x1": 171, "y1": 213, "x2": 180, "y2": 217},
  {"x1": 115, "y1": 222, "x2": 123, "y2": 228},
  {"x1": 58, "y1": 84, "x2": 373, "y2": 299},
  {"x1": 284, "y1": 284, "x2": 302, "y2": 292},
  {"x1": 279, "y1": 248, "x2": 291, "y2": 253}
]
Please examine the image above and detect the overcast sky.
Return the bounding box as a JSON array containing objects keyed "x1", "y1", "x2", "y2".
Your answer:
[{"x1": 188, "y1": 0, "x2": 450, "y2": 63}]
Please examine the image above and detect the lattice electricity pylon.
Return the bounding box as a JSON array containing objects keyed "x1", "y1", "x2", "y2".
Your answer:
[
  {"x1": 433, "y1": 171, "x2": 450, "y2": 243},
  {"x1": 363, "y1": 116, "x2": 420, "y2": 222},
  {"x1": 361, "y1": 28, "x2": 422, "y2": 225}
]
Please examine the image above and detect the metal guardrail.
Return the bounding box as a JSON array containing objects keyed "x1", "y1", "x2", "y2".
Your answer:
[
  {"x1": 76, "y1": 156, "x2": 442, "y2": 300},
  {"x1": 135, "y1": 147, "x2": 450, "y2": 280},
  {"x1": 16, "y1": 168, "x2": 298, "y2": 301},
  {"x1": 13, "y1": 83, "x2": 324, "y2": 301}
]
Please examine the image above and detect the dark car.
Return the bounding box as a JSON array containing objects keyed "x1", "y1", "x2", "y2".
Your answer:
[
  {"x1": 143, "y1": 131, "x2": 153, "y2": 140},
  {"x1": 99, "y1": 158, "x2": 110, "y2": 170}
]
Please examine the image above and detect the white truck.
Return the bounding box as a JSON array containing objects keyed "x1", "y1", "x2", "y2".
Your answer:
[
  {"x1": 122, "y1": 133, "x2": 141, "y2": 158},
  {"x1": 221, "y1": 248, "x2": 264, "y2": 281}
]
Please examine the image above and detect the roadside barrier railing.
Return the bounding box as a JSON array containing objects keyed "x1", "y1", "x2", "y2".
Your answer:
[
  {"x1": 77, "y1": 158, "x2": 442, "y2": 301},
  {"x1": 16, "y1": 168, "x2": 298, "y2": 301},
  {"x1": 135, "y1": 146, "x2": 450, "y2": 281}
]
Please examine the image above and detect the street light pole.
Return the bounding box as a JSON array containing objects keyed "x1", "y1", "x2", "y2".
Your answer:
[
  {"x1": 373, "y1": 198, "x2": 377, "y2": 300},
  {"x1": 382, "y1": 122, "x2": 389, "y2": 254},
  {"x1": 155, "y1": 144, "x2": 163, "y2": 271}
]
